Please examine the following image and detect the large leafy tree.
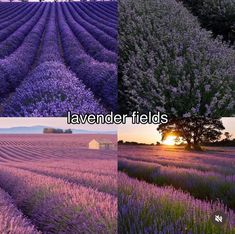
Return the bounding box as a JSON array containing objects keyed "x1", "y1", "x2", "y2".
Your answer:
[{"x1": 157, "y1": 118, "x2": 225, "y2": 150}]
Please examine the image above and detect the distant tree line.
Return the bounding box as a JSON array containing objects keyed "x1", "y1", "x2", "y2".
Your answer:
[
  {"x1": 118, "y1": 140, "x2": 155, "y2": 146},
  {"x1": 203, "y1": 132, "x2": 235, "y2": 147},
  {"x1": 43, "y1": 128, "x2": 72, "y2": 134}
]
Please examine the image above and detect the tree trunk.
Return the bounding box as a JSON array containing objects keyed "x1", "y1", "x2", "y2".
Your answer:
[
  {"x1": 185, "y1": 142, "x2": 202, "y2": 151},
  {"x1": 193, "y1": 139, "x2": 203, "y2": 151},
  {"x1": 185, "y1": 141, "x2": 192, "y2": 150},
  {"x1": 193, "y1": 143, "x2": 203, "y2": 151}
]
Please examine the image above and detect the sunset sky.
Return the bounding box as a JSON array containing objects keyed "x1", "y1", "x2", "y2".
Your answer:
[{"x1": 118, "y1": 117, "x2": 235, "y2": 144}]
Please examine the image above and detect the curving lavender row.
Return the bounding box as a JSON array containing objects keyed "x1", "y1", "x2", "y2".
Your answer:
[
  {"x1": 89, "y1": 2, "x2": 117, "y2": 21},
  {"x1": 0, "y1": 4, "x2": 31, "y2": 28},
  {"x1": 71, "y1": 2, "x2": 117, "y2": 39},
  {"x1": 76, "y1": 3, "x2": 116, "y2": 29},
  {"x1": 0, "y1": 4, "x2": 39, "y2": 42},
  {"x1": 57, "y1": 4, "x2": 117, "y2": 111},
  {"x1": 119, "y1": 172, "x2": 235, "y2": 234},
  {"x1": 119, "y1": 0, "x2": 235, "y2": 117},
  {"x1": 81, "y1": 3, "x2": 117, "y2": 26},
  {"x1": 0, "y1": 187, "x2": 41, "y2": 234},
  {"x1": 0, "y1": 4, "x2": 45, "y2": 59},
  {"x1": 119, "y1": 158, "x2": 235, "y2": 210},
  {"x1": 67, "y1": 3, "x2": 117, "y2": 52},
  {"x1": 0, "y1": 4, "x2": 50, "y2": 97},
  {"x1": 0, "y1": 166, "x2": 117, "y2": 234},
  {"x1": 11, "y1": 163, "x2": 117, "y2": 196},
  {"x1": 62, "y1": 3, "x2": 117, "y2": 64},
  {"x1": 34, "y1": 4, "x2": 63, "y2": 65},
  {"x1": 0, "y1": 3, "x2": 27, "y2": 21},
  {"x1": 0, "y1": 2, "x2": 117, "y2": 116},
  {"x1": 3, "y1": 62, "x2": 105, "y2": 116}
]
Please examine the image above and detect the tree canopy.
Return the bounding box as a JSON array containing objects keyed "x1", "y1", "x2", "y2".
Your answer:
[{"x1": 157, "y1": 118, "x2": 225, "y2": 150}]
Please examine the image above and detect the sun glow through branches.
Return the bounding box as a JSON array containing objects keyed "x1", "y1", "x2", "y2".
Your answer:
[{"x1": 163, "y1": 135, "x2": 176, "y2": 145}]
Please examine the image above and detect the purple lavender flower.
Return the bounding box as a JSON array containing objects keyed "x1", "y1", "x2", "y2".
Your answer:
[
  {"x1": 0, "y1": 2, "x2": 117, "y2": 116},
  {"x1": 119, "y1": 0, "x2": 235, "y2": 117}
]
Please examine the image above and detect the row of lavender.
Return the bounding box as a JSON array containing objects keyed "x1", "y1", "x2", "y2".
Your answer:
[
  {"x1": 0, "y1": 165, "x2": 117, "y2": 233},
  {"x1": 119, "y1": 158, "x2": 235, "y2": 210},
  {"x1": 0, "y1": 145, "x2": 117, "y2": 234},
  {"x1": 118, "y1": 145, "x2": 235, "y2": 233},
  {"x1": 119, "y1": 0, "x2": 235, "y2": 117},
  {"x1": 0, "y1": 187, "x2": 40, "y2": 234},
  {"x1": 119, "y1": 172, "x2": 235, "y2": 234},
  {"x1": 0, "y1": 2, "x2": 117, "y2": 116}
]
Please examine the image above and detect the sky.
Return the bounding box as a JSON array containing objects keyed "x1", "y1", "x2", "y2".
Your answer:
[
  {"x1": 0, "y1": 118, "x2": 117, "y2": 131},
  {"x1": 0, "y1": 117, "x2": 234, "y2": 144},
  {"x1": 118, "y1": 117, "x2": 235, "y2": 144}
]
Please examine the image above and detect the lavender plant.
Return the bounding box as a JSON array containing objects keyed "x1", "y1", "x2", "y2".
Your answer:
[
  {"x1": 0, "y1": 166, "x2": 117, "y2": 234},
  {"x1": 0, "y1": 4, "x2": 50, "y2": 96},
  {"x1": 119, "y1": 172, "x2": 235, "y2": 234},
  {"x1": 72, "y1": 2, "x2": 117, "y2": 38},
  {"x1": 61, "y1": 3, "x2": 117, "y2": 64},
  {"x1": 0, "y1": 188, "x2": 41, "y2": 234},
  {"x1": 119, "y1": 158, "x2": 235, "y2": 210},
  {"x1": 3, "y1": 62, "x2": 105, "y2": 116},
  {"x1": 0, "y1": 4, "x2": 32, "y2": 29},
  {"x1": 0, "y1": 2, "x2": 117, "y2": 115},
  {"x1": 119, "y1": 0, "x2": 235, "y2": 117},
  {"x1": 57, "y1": 4, "x2": 117, "y2": 111},
  {"x1": 66, "y1": 3, "x2": 117, "y2": 52},
  {"x1": 13, "y1": 164, "x2": 117, "y2": 195},
  {"x1": 0, "y1": 4, "x2": 45, "y2": 58},
  {"x1": 0, "y1": 4, "x2": 39, "y2": 42}
]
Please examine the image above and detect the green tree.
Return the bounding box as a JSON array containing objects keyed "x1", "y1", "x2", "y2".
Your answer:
[{"x1": 157, "y1": 118, "x2": 225, "y2": 151}]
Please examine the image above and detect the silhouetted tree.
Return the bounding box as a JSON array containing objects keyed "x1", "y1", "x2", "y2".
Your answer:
[
  {"x1": 157, "y1": 118, "x2": 225, "y2": 151},
  {"x1": 224, "y1": 132, "x2": 232, "y2": 140},
  {"x1": 118, "y1": 140, "x2": 124, "y2": 144}
]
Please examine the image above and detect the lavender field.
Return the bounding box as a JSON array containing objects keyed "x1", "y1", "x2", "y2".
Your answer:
[
  {"x1": 118, "y1": 145, "x2": 235, "y2": 233},
  {"x1": 0, "y1": 134, "x2": 117, "y2": 233},
  {"x1": 0, "y1": 2, "x2": 117, "y2": 116},
  {"x1": 119, "y1": 0, "x2": 235, "y2": 117}
]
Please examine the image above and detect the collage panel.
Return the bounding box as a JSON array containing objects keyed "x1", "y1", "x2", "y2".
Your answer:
[
  {"x1": 0, "y1": 118, "x2": 117, "y2": 233},
  {"x1": 0, "y1": 1, "x2": 117, "y2": 116},
  {"x1": 118, "y1": 118, "x2": 235, "y2": 233},
  {"x1": 118, "y1": 0, "x2": 235, "y2": 117},
  {"x1": 0, "y1": 0, "x2": 235, "y2": 233}
]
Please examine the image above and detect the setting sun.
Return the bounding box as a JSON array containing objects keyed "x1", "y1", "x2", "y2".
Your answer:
[{"x1": 163, "y1": 135, "x2": 176, "y2": 145}]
